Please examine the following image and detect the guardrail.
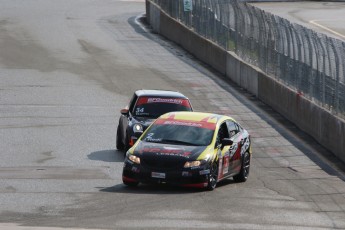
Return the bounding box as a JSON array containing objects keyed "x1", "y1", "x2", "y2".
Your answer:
[
  {"x1": 150, "y1": 0, "x2": 345, "y2": 119},
  {"x1": 146, "y1": 0, "x2": 345, "y2": 162}
]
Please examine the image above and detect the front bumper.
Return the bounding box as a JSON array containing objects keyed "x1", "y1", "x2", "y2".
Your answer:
[{"x1": 122, "y1": 160, "x2": 210, "y2": 188}]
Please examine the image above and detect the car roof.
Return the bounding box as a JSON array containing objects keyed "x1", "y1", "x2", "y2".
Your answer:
[
  {"x1": 135, "y1": 89, "x2": 189, "y2": 99},
  {"x1": 157, "y1": 111, "x2": 235, "y2": 124}
]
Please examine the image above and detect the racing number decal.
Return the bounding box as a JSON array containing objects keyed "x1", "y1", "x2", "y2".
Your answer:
[
  {"x1": 217, "y1": 148, "x2": 223, "y2": 180},
  {"x1": 136, "y1": 107, "x2": 144, "y2": 113},
  {"x1": 223, "y1": 153, "x2": 230, "y2": 174}
]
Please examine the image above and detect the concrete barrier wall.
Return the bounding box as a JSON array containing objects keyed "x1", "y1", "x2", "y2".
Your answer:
[
  {"x1": 148, "y1": 2, "x2": 226, "y2": 75},
  {"x1": 226, "y1": 52, "x2": 259, "y2": 97},
  {"x1": 145, "y1": 0, "x2": 345, "y2": 162},
  {"x1": 147, "y1": 2, "x2": 160, "y2": 32},
  {"x1": 258, "y1": 74, "x2": 345, "y2": 162}
]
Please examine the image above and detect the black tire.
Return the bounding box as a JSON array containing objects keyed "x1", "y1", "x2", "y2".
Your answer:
[
  {"x1": 123, "y1": 133, "x2": 130, "y2": 157},
  {"x1": 233, "y1": 151, "x2": 250, "y2": 183},
  {"x1": 116, "y1": 126, "x2": 124, "y2": 151},
  {"x1": 206, "y1": 160, "x2": 218, "y2": 191},
  {"x1": 124, "y1": 134, "x2": 130, "y2": 151}
]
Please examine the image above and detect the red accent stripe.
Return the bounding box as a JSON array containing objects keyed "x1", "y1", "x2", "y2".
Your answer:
[
  {"x1": 165, "y1": 113, "x2": 176, "y2": 120},
  {"x1": 129, "y1": 137, "x2": 135, "y2": 147},
  {"x1": 200, "y1": 115, "x2": 212, "y2": 122},
  {"x1": 181, "y1": 183, "x2": 207, "y2": 188},
  {"x1": 136, "y1": 97, "x2": 191, "y2": 107},
  {"x1": 154, "y1": 118, "x2": 216, "y2": 130},
  {"x1": 122, "y1": 176, "x2": 138, "y2": 183}
]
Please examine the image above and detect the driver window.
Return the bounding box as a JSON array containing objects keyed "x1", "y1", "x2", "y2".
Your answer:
[
  {"x1": 128, "y1": 94, "x2": 138, "y2": 114},
  {"x1": 215, "y1": 122, "x2": 230, "y2": 147}
]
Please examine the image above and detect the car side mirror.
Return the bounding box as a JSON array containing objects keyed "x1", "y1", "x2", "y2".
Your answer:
[
  {"x1": 221, "y1": 138, "x2": 233, "y2": 147},
  {"x1": 120, "y1": 108, "x2": 129, "y2": 115}
]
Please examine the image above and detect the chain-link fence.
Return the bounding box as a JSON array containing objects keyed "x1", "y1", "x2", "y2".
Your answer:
[{"x1": 149, "y1": 0, "x2": 345, "y2": 119}]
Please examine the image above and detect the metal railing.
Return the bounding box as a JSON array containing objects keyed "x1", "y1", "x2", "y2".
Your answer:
[{"x1": 149, "y1": 0, "x2": 345, "y2": 119}]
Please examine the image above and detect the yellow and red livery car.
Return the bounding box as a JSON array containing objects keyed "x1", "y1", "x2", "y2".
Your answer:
[{"x1": 122, "y1": 111, "x2": 252, "y2": 190}]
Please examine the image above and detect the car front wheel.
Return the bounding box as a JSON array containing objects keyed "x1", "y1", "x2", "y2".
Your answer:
[
  {"x1": 206, "y1": 160, "x2": 218, "y2": 191},
  {"x1": 116, "y1": 126, "x2": 124, "y2": 151}
]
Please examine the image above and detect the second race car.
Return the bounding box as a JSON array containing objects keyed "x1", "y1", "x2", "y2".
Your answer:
[
  {"x1": 122, "y1": 111, "x2": 252, "y2": 190},
  {"x1": 116, "y1": 89, "x2": 193, "y2": 153}
]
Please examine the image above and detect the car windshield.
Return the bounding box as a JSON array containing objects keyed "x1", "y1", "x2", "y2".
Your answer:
[
  {"x1": 133, "y1": 97, "x2": 192, "y2": 118},
  {"x1": 141, "y1": 122, "x2": 215, "y2": 146}
]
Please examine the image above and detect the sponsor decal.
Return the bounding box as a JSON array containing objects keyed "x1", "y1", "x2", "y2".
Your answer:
[
  {"x1": 147, "y1": 98, "x2": 183, "y2": 104},
  {"x1": 155, "y1": 118, "x2": 216, "y2": 130},
  {"x1": 182, "y1": 171, "x2": 192, "y2": 177},
  {"x1": 151, "y1": 172, "x2": 165, "y2": 179},
  {"x1": 217, "y1": 149, "x2": 223, "y2": 179},
  {"x1": 138, "y1": 147, "x2": 192, "y2": 157},
  {"x1": 136, "y1": 97, "x2": 191, "y2": 107},
  {"x1": 241, "y1": 138, "x2": 250, "y2": 156},
  {"x1": 132, "y1": 166, "x2": 140, "y2": 173},
  {"x1": 223, "y1": 153, "x2": 229, "y2": 174},
  {"x1": 199, "y1": 169, "x2": 210, "y2": 175},
  {"x1": 163, "y1": 120, "x2": 203, "y2": 127}
]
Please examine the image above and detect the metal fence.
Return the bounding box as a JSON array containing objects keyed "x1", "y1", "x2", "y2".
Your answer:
[{"x1": 149, "y1": 0, "x2": 345, "y2": 119}]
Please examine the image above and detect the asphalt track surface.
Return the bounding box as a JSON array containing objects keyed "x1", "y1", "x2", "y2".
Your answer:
[{"x1": 1, "y1": 0, "x2": 345, "y2": 229}]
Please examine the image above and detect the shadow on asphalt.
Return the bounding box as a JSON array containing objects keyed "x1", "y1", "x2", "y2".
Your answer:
[
  {"x1": 88, "y1": 149, "x2": 124, "y2": 163},
  {"x1": 98, "y1": 178, "x2": 235, "y2": 194}
]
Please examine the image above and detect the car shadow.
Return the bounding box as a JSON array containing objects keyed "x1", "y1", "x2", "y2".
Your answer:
[
  {"x1": 98, "y1": 178, "x2": 236, "y2": 194},
  {"x1": 98, "y1": 183, "x2": 207, "y2": 194},
  {"x1": 88, "y1": 149, "x2": 124, "y2": 163}
]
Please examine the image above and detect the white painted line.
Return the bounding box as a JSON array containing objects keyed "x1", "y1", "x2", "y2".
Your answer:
[{"x1": 309, "y1": 20, "x2": 345, "y2": 40}]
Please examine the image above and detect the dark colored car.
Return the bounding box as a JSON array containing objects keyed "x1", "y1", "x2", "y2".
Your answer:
[
  {"x1": 116, "y1": 90, "x2": 193, "y2": 153},
  {"x1": 122, "y1": 112, "x2": 252, "y2": 190}
]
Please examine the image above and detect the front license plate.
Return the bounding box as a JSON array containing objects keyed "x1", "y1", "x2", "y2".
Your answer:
[{"x1": 151, "y1": 172, "x2": 166, "y2": 179}]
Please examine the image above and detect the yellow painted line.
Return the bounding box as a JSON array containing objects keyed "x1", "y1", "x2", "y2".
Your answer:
[{"x1": 309, "y1": 20, "x2": 345, "y2": 40}]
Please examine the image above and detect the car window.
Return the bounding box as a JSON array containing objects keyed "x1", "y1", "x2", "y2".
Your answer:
[
  {"x1": 215, "y1": 122, "x2": 230, "y2": 147},
  {"x1": 226, "y1": 120, "x2": 240, "y2": 137},
  {"x1": 129, "y1": 94, "x2": 138, "y2": 114},
  {"x1": 142, "y1": 121, "x2": 215, "y2": 146},
  {"x1": 133, "y1": 97, "x2": 192, "y2": 118}
]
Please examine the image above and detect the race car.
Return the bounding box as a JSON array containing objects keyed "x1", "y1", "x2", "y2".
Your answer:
[
  {"x1": 122, "y1": 111, "x2": 252, "y2": 190},
  {"x1": 116, "y1": 90, "x2": 193, "y2": 153}
]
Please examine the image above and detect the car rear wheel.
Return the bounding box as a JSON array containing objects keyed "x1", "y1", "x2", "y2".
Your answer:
[
  {"x1": 116, "y1": 126, "x2": 124, "y2": 151},
  {"x1": 233, "y1": 151, "x2": 250, "y2": 183},
  {"x1": 206, "y1": 160, "x2": 218, "y2": 191}
]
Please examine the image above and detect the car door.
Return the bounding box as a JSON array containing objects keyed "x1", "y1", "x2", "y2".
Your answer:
[
  {"x1": 120, "y1": 93, "x2": 138, "y2": 144},
  {"x1": 215, "y1": 122, "x2": 231, "y2": 180},
  {"x1": 226, "y1": 120, "x2": 242, "y2": 175}
]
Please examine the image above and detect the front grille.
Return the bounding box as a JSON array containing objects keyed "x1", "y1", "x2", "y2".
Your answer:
[{"x1": 141, "y1": 155, "x2": 185, "y2": 171}]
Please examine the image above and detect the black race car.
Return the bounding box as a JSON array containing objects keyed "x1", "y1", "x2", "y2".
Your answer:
[{"x1": 116, "y1": 90, "x2": 193, "y2": 153}]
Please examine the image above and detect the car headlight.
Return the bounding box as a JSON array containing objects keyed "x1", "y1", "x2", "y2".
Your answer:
[
  {"x1": 184, "y1": 160, "x2": 206, "y2": 168},
  {"x1": 128, "y1": 155, "x2": 140, "y2": 164},
  {"x1": 133, "y1": 124, "x2": 143, "y2": 133}
]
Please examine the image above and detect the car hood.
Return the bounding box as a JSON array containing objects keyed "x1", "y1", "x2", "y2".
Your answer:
[
  {"x1": 132, "y1": 116, "x2": 155, "y2": 127},
  {"x1": 133, "y1": 141, "x2": 207, "y2": 160}
]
